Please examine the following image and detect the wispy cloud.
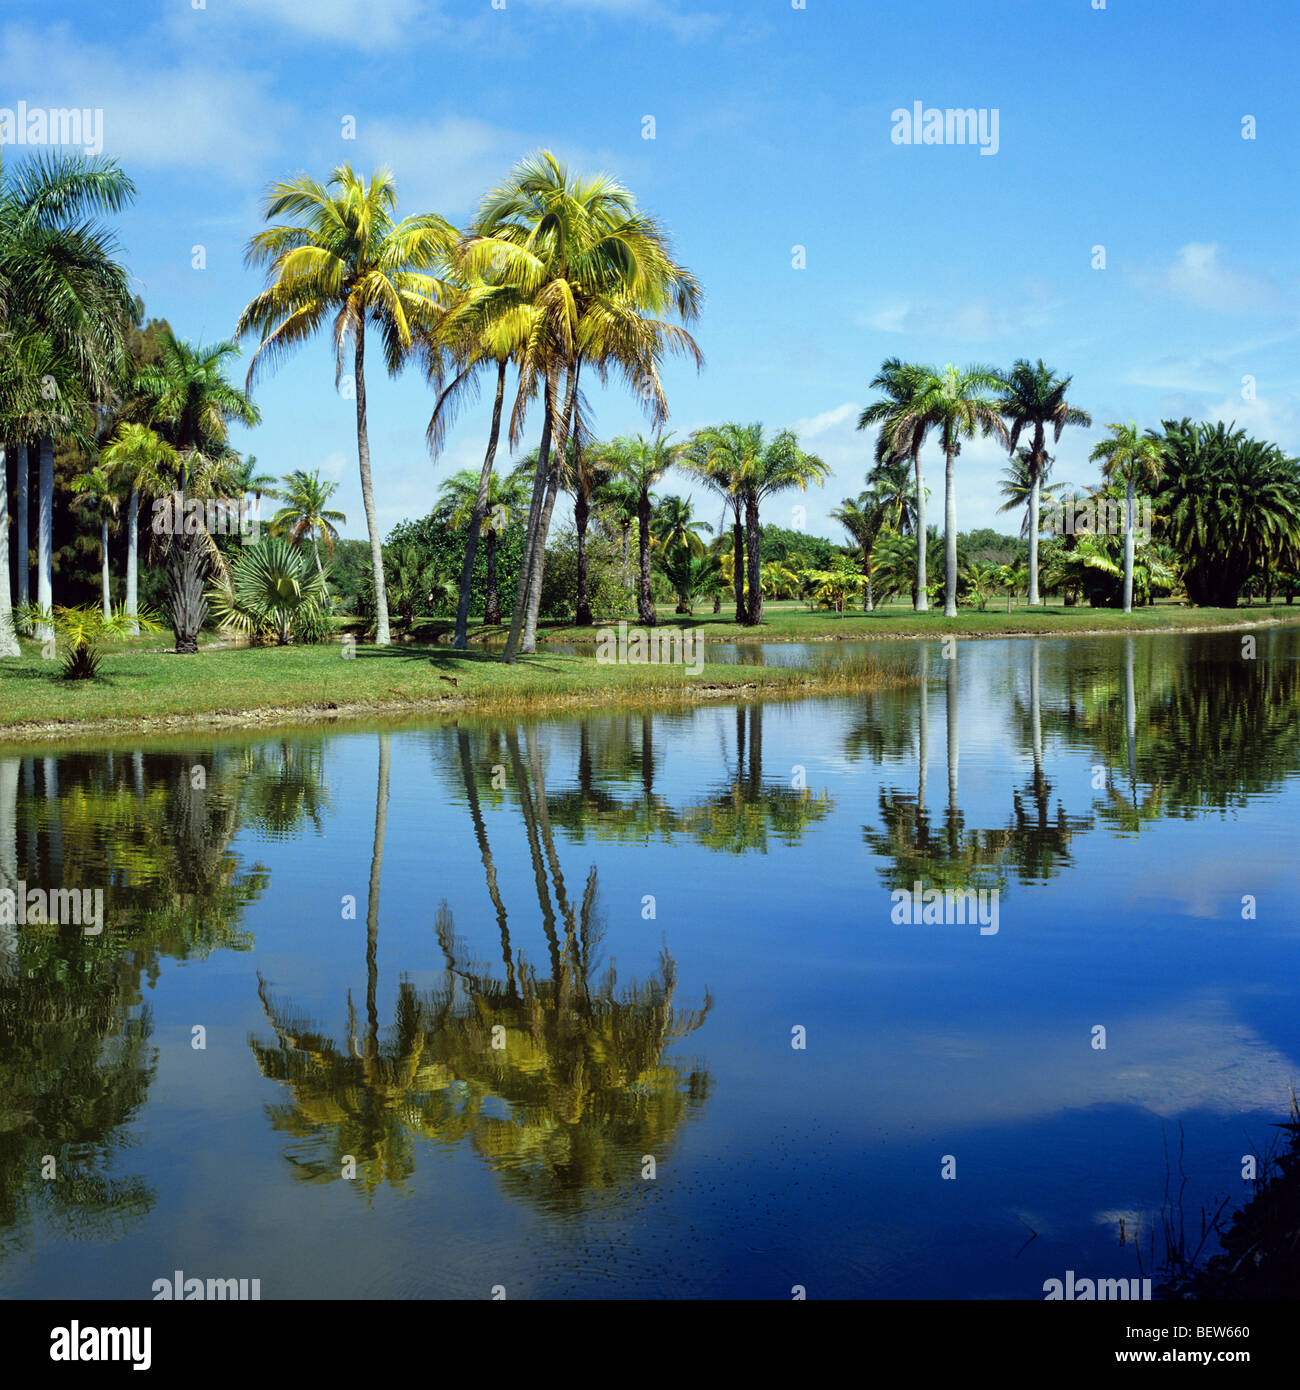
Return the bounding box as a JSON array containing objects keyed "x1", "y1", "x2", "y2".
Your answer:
[{"x1": 1128, "y1": 242, "x2": 1280, "y2": 316}]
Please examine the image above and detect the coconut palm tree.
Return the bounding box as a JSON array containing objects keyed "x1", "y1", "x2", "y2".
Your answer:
[
  {"x1": 609, "y1": 433, "x2": 685, "y2": 625},
  {"x1": 269, "y1": 469, "x2": 346, "y2": 579},
  {"x1": 435, "y1": 465, "x2": 530, "y2": 625},
  {"x1": 238, "y1": 165, "x2": 457, "y2": 646},
  {"x1": 1088, "y1": 421, "x2": 1164, "y2": 614},
  {"x1": 831, "y1": 488, "x2": 891, "y2": 611},
  {"x1": 463, "y1": 153, "x2": 702, "y2": 661},
  {"x1": 68, "y1": 462, "x2": 121, "y2": 619},
  {"x1": 858, "y1": 359, "x2": 934, "y2": 611},
  {"x1": 998, "y1": 359, "x2": 1091, "y2": 606},
  {"x1": 651, "y1": 493, "x2": 712, "y2": 557},
  {"x1": 888, "y1": 365, "x2": 1009, "y2": 618},
  {"x1": 0, "y1": 153, "x2": 136, "y2": 639},
  {"x1": 132, "y1": 333, "x2": 260, "y2": 651},
  {"x1": 231, "y1": 452, "x2": 278, "y2": 535},
  {"x1": 98, "y1": 422, "x2": 177, "y2": 635}
]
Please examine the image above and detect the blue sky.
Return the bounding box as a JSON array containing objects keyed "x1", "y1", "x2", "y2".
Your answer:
[{"x1": 9, "y1": 0, "x2": 1299, "y2": 543}]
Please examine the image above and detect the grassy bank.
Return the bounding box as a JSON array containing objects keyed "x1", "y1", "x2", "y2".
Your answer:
[
  {"x1": 0, "y1": 638, "x2": 911, "y2": 744},
  {"x1": 408, "y1": 599, "x2": 1300, "y2": 647}
]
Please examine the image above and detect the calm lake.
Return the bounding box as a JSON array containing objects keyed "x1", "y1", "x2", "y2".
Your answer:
[{"x1": 2, "y1": 627, "x2": 1298, "y2": 1299}]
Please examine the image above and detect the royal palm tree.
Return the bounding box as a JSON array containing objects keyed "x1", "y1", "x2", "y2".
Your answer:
[
  {"x1": 998, "y1": 359, "x2": 1091, "y2": 606},
  {"x1": 238, "y1": 164, "x2": 457, "y2": 646},
  {"x1": 1089, "y1": 421, "x2": 1164, "y2": 614},
  {"x1": 133, "y1": 333, "x2": 260, "y2": 652},
  {"x1": 436, "y1": 465, "x2": 529, "y2": 625},
  {"x1": 463, "y1": 153, "x2": 702, "y2": 661},
  {"x1": 858, "y1": 358, "x2": 933, "y2": 611},
  {"x1": 68, "y1": 462, "x2": 120, "y2": 619},
  {"x1": 269, "y1": 468, "x2": 346, "y2": 579},
  {"x1": 889, "y1": 365, "x2": 1009, "y2": 618}
]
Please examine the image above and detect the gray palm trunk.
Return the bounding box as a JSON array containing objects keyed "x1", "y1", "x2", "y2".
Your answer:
[
  {"x1": 0, "y1": 447, "x2": 20, "y2": 656},
  {"x1": 521, "y1": 367, "x2": 580, "y2": 652},
  {"x1": 913, "y1": 449, "x2": 928, "y2": 612},
  {"x1": 37, "y1": 435, "x2": 53, "y2": 641},
  {"x1": 126, "y1": 488, "x2": 140, "y2": 634},
  {"x1": 1027, "y1": 472, "x2": 1042, "y2": 606},
  {"x1": 354, "y1": 325, "x2": 391, "y2": 646},
  {"x1": 943, "y1": 443, "x2": 958, "y2": 619},
  {"x1": 453, "y1": 358, "x2": 508, "y2": 650},
  {"x1": 732, "y1": 511, "x2": 746, "y2": 621},
  {"x1": 502, "y1": 388, "x2": 554, "y2": 663},
  {"x1": 15, "y1": 442, "x2": 29, "y2": 608},
  {"x1": 1122, "y1": 474, "x2": 1136, "y2": 614},
  {"x1": 100, "y1": 516, "x2": 111, "y2": 618}
]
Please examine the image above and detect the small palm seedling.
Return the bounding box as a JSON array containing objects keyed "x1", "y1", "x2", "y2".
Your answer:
[{"x1": 16, "y1": 602, "x2": 162, "y2": 679}]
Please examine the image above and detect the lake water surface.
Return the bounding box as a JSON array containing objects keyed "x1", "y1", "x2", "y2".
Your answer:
[{"x1": 2, "y1": 628, "x2": 1298, "y2": 1298}]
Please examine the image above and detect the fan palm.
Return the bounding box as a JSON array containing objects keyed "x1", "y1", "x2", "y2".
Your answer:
[
  {"x1": 213, "y1": 534, "x2": 330, "y2": 646},
  {"x1": 237, "y1": 164, "x2": 458, "y2": 646},
  {"x1": 1088, "y1": 421, "x2": 1164, "y2": 614},
  {"x1": 998, "y1": 359, "x2": 1091, "y2": 605}
]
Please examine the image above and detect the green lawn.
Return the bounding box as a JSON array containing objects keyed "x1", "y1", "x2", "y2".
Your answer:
[
  {"x1": 0, "y1": 637, "x2": 908, "y2": 743},
  {"x1": 408, "y1": 598, "x2": 1300, "y2": 646}
]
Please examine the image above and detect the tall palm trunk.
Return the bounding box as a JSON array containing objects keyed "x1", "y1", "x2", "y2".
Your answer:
[
  {"x1": 732, "y1": 508, "x2": 746, "y2": 622},
  {"x1": 575, "y1": 484, "x2": 592, "y2": 625},
  {"x1": 503, "y1": 376, "x2": 557, "y2": 664},
  {"x1": 99, "y1": 516, "x2": 111, "y2": 619},
  {"x1": 15, "y1": 442, "x2": 29, "y2": 608},
  {"x1": 862, "y1": 547, "x2": 874, "y2": 612},
  {"x1": 484, "y1": 531, "x2": 501, "y2": 625},
  {"x1": 0, "y1": 447, "x2": 19, "y2": 656},
  {"x1": 637, "y1": 488, "x2": 655, "y2": 625},
  {"x1": 1027, "y1": 426, "x2": 1044, "y2": 606},
  {"x1": 744, "y1": 492, "x2": 763, "y2": 625},
  {"x1": 913, "y1": 447, "x2": 928, "y2": 612},
  {"x1": 521, "y1": 363, "x2": 581, "y2": 653},
  {"x1": 126, "y1": 487, "x2": 140, "y2": 634},
  {"x1": 311, "y1": 534, "x2": 324, "y2": 582},
  {"x1": 37, "y1": 435, "x2": 53, "y2": 641},
  {"x1": 454, "y1": 358, "x2": 508, "y2": 649},
  {"x1": 1121, "y1": 473, "x2": 1135, "y2": 614},
  {"x1": 942, "y1": 441, "x2": 958, "y2": 619},
  {"x1": 354, "y1": 325, "x2": 391, "y2": 646}
]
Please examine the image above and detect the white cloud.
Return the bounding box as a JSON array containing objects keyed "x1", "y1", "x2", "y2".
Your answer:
[
  {"x1": 794, "y1": 401, "x2": 860, "y2": 438},
  {"x1": 519, "y1": 0, "x2": 726, "y2": 41},
  {"x1": 859, "y1": 286, "x2": 1061, "y2": 341},
  {"x1": 1130, "y1": 242, "x2": 1278, "y2": 316},
  {"x1": 0, "y1": 26, "x2": 287, "y2": 178},
  {"x1": 229, "y1": 0, "x2": 428, "y2": 49}
]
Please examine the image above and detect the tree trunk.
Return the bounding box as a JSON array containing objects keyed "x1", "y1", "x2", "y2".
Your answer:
[
  {"x1": 126, "y1": 487, "x2": 139, "y2": 634},
  {"x1": 913, "y1": 448, "x2": 928, "y2": 612},
  {"x1": 1122, "y1": 474, "x2": 1135, "y2": 614},
  {"x1": 0, "y1": 447, "x2": 19, "y2": 657},
  {"x1": 942, "y1": 443, "x2": 958, "y2": 619},
  {"x1": 354, "y1": 325, "x2": 391, "y2": 645},
  {"x1": 1027, "y1": 463, "x2": 1042, "y2": 606},
  {"x1": 521, "y1": 362, "x2": 580, "y2": 652},
  {"x1": 454, "y1": 357, "x2": 507, "y2": 649},
  {"x1": 484, "y1": 531, "x2": 500, "y2": 625},
  {"x1": 100, "y1": 516, "x2": 111, "y2": 618},
  {"x1": 37, "y1": 435, "x2": 53, "y2": 641},
  {"x1": 0, "y1": 755, "x2": 18, "y2": 980},
  {"x1": 575, "y1": 485, "x2": 592, "y2": 625},
  {"x1": 863, "y1": 551, "x2": 874, "y2": 612},
  {"x1": 15, "y1": 442, "x2": 29, "y2": 609},
  {"x1": 502, "y1": 374, "x2": 557, "y2": 663},
  {"x1": 312, "y1": 534, "x2": 324, "y2": 582},
  {"x1": 744, "y1": 493, "x2": 763, "y2": 625},
  {"x1": 732, "y1": 512, "x2": 746, "y2": 622},
  {"x1": 637, "y1": 489, "x2": 655, "y2": 625}
]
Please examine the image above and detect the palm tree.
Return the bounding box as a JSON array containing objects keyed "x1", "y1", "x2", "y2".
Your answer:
[
  {"x1": 684, "y1": 426, "x2": 748, "y2": 622},
  {"x1": 68, "y1": 462, "x2": 120, "y2": 619},
  {"x1": 133, "y1": 333, "x2": 260, "y2": 652},
  {"x1": 997, "y1": 447, "x2": 1061, "y2": 538},
  {"x1": 596, "y1": 476, "x2": 639, "y2": 599},
  {"x1": 98, "y1": 422, "x2": 177, "y2": 635},
  {"x1": 269, "y1": 469, "x2": 346, "y2": 579},
  {"x1": 867, "y1": 454, "x2": 921, "y2": 539},
  {"x1": 831, "y1": 488, "x2": 890, "y2": 611},
  {"x1": 1089, "y1": 422, "x2": 1164, "y2": 614},
  {"x1": 660, "y1": 544, "x2": 722, "y2": 616},
  {"x1": 435, "y1": 466, "x2": 529, "y2": 625},
  {"x1": 889, "y1": 365, "x2": 1009, "y2": 618},
  {"x1": 231, "y1": 453, "x2": 278, "y2": 533},
  {"x1": 0, "y1": 153, "x2": 136, "y2": 639},
  {"x1": 610, "y1": 433, "x2": 684, "y2": 625},
  {"x1": 463, "y1": 153, "x2": 702, "y2": 661},
  {"x1": 998, "y1": 359, "x2": 1091, "y2": 606},
  {"x1": 858, "y1": 358, "x2": 933, "y2": 611},
  {"x1": 651, "y1": 493, "x2": 712, "y2": 557},
  {"x1": 238, "y1": 164, "x2": 457, "y2": 647}
]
